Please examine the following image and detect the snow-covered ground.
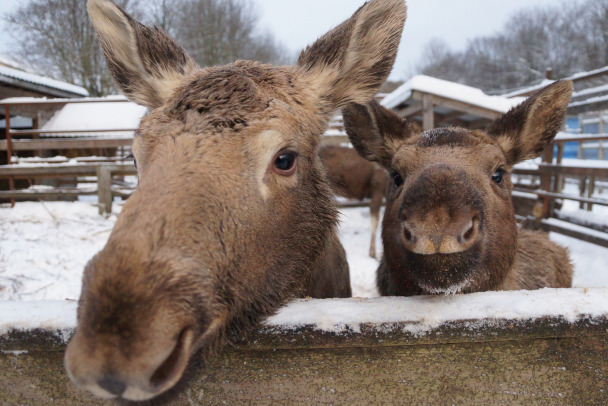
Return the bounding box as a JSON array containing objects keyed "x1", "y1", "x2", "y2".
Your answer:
[{"x1": 0, "y1": 201, "x2": 607, "y2": 301}]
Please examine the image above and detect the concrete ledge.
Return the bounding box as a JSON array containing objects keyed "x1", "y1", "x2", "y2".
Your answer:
[{"x1": 2, "y1": 289, "x2": 608, "y2": 404}]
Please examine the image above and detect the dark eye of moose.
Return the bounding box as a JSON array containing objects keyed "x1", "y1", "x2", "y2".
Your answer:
[
  {"x1": 391, "y1": 171, "x2": 404, "y2": 188},
  {"x1": 273, "y1": 152, "x2": 297, "y2": 175},
  {"x1": 126, "y1": 153, "x2": 137, "y2": 169},
  {"x1": 492, "y1": 169, "x2": 505, "y2": 184}
]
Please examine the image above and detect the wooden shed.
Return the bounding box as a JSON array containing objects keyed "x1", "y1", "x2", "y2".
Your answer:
[{"x1": 380, "y1": 75, "x2": 524, "y2": 132}]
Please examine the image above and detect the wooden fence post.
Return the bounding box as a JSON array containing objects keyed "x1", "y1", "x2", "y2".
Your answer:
[
  {"x1": 539, "y1": 146, "x2": 554, "y2": 219},
  {"x1": 96, "y1": 166, "x2": 113, "y2": 215},
  {"x1": 556, "y1": 142, "x2": 565, "y2": 193},
  {"x1": 422, "y1": 94, "x2": 434, "y2": 131},
  {"x1": 588, "y1": 177, "x2": 596, "y2": 212},
  {"x1": 4, "y1": 105, "x2": 15, "y2": 207}
]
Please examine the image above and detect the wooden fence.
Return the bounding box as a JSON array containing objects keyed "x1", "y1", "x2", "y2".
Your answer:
[
  {"x1": 510, "y1": 134, "x2": 608, "y2": 247},
  {"x1": 2, "y1": 95, "x2": 608, "y2": 245},
  {"x1": 2, "y1": 291, "x2": 608, "y2": 405}
]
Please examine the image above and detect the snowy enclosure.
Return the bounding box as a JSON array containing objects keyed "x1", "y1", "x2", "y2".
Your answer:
[
  {"x1": 1, "y1": 202, "x2": 608, "y2": 301},
  {"x1": 1, "y1": 202, "x2": 607, "y2": 404}
]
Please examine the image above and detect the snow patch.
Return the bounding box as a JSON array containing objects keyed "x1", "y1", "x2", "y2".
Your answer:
[
  {"x1": 1, "y1": 350, "x2": 28, "y2": 356},
  {"x1": 2, "y1": 288, "x2": 607, "y2": 338},
  {"x1": 266, "y1": 288, "x2": 608, "y2": 335},
  {"x1": 0, "y1": 300, "x2": 77, "y2": 341}
]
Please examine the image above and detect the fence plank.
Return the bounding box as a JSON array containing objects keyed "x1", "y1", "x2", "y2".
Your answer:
[
  {"x1": 96, "y1": 166, "x2": 113, "y2": 215},
  {"x1": 1, "y1": 316, "x2": 607, "y2": 405},
  {"x1": 0, "y1": 138, "x2": 133, "y2": 152}
]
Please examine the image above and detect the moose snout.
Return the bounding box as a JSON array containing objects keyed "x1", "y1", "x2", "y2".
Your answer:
[
  {"x1": 401, "y1": 210, "x2": 480, "y2": 255},
  {"x1": 65, "y1": 323, "x2": 195, "y2": 401}
]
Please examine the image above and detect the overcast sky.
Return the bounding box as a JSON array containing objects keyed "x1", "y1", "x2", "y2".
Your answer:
[{"x1": 1, "y1": 0, "x2": 558, "y2": 81}]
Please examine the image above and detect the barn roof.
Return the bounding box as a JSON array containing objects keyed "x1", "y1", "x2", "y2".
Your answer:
[
  {"x1": 38, "y1": 95, "x2": 147, "y2": 138},
  {"x1": 383, "y1": 75, "x2": 522, "y2": 114},
  {"x1": 381, "y1": 75, "x2": 523, "y2": 131},
  {"x1": 501, "y1": 66, "x2": 608, "y2": 100},
  {"x1": 0, "y1": 64, "x2": 89, "y2": 98}
]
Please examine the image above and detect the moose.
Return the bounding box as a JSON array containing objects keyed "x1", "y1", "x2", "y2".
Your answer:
[
  {"x1": 342, "y1": 80, "x2": 574, "y2": 296},
  {"x1": 319, "y1": 144, "x2": 388, "y2": 258},
  {"x1": 64, "y1": 0, "x2": 406, "y2": 401}
]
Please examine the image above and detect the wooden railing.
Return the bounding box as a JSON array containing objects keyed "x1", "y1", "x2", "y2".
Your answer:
[
  {"x1": 0, "y1": 163, "x2": 136, "y2": 214},
  {"x1": 1, "y1": 97, "x2": 137, "y2": 207},
  {"x1": 512, "y1": 136, "x2": 608, "y2": 247},
  {"x1": 2, "y1": 292, "x2": 608, "y2": 404},
  {"x1": 553, "y1": 133, "x2": 608, "y2": 160}
]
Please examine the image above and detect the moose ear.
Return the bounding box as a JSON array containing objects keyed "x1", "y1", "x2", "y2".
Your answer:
[
  {"x1": 88, "y1": 0, "x2": 199, "y2": 109},
  {"x1": 297, "y1": 0, "x2": 406, "y2": 110},
  {"x1": 342, "y1": 100, "x2": 413, "y2": 168},
  {"x1": 488, "y1": 80, "x2": 573, "y2": 165}
]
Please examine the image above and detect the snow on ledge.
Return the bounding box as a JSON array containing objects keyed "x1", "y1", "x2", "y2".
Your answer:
[
  {"x1": 266, "y1": 288, "x2": 608, "y2": 335},
  {"x1": 2, "y1": 288, "x2": 607, "y2": 342},
  {"x1": 0, "y1": 300, "x2": 77, "y2": 342}
]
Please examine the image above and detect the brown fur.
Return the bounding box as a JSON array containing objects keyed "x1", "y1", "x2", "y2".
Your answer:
[
  {"x1": 65, "y1": 0, "x2": 406, "y2": 401},
  {"x1": 319, "y1": 145, "x2": 388, "y2": 258},
  {"x1": 343, "y1": 81, "x2": 574, "y2": 296}
]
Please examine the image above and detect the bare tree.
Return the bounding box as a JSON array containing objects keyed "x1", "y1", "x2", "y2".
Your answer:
[
  {"x1": 413, "y1": 0, "x2": 608, "y2": 92},
  {"x1": 170, "y1": 0, "x2": 291, "y2": 67},
  {"x1": 145, "y1": 0, "x2": 181, "y2": 38},
  {"x1": 4, "y1": 0, "x2": 138, "y2": 96},
  {"x1": 3, "y1": 0, "x2": 290, "y2": 96}
]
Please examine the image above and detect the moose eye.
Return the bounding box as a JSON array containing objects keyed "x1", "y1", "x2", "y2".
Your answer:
[
  {"x1": 273, "y1": 152, "x2": 297, "y2": 175},
  {"x1": 126, "y1": 153, "x2": 137, "y2": 169},
  {"x1": 492, "y1": 169, "x2": 505, "y2": 184},
  {"x1": 391, "y1": 171, "x2": 404, "y2": 188}
]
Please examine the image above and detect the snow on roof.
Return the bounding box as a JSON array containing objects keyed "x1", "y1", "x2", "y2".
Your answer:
[
  {"x1": 572, "y1": 83, "x2": 608, "y2": 99},
  {"x1": 568, "y1": 65, "x2": 608, "y2": 81},
  {"x1": 0, "y1": 55, "x2": 27, "y2": 71},
  {"x1": 0, "y1": 64, "x2": 88, "y2": 97},
  {"x1": 382, "y1": 75, "x2": 524, "y2": 114},
  {"x1": 501, "y1": 79, "x2": 555, "y2": 98},
  {"x1": 0, "y1": 95, "x2": 127, "y2": 105},
  {"x1": 40, "y1": 96, "x2": 147, "y2": 138},
  {"x1": 3, "y1": 288, "x2": 607, "y2": 339},
  {"x1": 502, "y1": 66, "x2": 608, "y2": 98},
  {"x1": 569, "y1": 93, "x2": 608, "y2": 109}
]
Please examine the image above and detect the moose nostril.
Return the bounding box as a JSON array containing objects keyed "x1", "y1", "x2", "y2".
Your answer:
[
  {"x1": 403, "y1": 223, "x2": 416, "y2": 244},
  {"x1": 150, "y1": 327, "x2": 193, "y2": 390},
  {"x1": 459, "y1": 217, "x2": 479, "y2": 243},
  {"x1": 97, "y1": 375, "x2": 126, "y2": 397}
]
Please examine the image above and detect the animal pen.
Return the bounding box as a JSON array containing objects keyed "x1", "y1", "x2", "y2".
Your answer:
[{"x1": 2, "y1": 94, "x2": 608, "y2": 404}]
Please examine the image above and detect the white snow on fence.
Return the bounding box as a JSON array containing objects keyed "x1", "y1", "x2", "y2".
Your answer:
[
  {"x1": 0, "y1": 300, "x2": 76, "y2": 341},
  {"x1": 2, "y1": 287, "x2": 608, "y2": 340},
  {"x1": 267, "y1": 287, "x2": 608, "y2": 335}
]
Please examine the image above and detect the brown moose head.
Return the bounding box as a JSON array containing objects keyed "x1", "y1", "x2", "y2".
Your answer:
[
  {"x1": 64, "y1": 0, "x2": 406, "y2": 401},
  {"x1": 343, "y1": 80, "x2": 573, "y2": 295}
]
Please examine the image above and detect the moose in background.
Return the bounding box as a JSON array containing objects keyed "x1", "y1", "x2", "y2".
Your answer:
[{"x1": 320, "y1": 145, "x2": 387, "y2": 258}]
